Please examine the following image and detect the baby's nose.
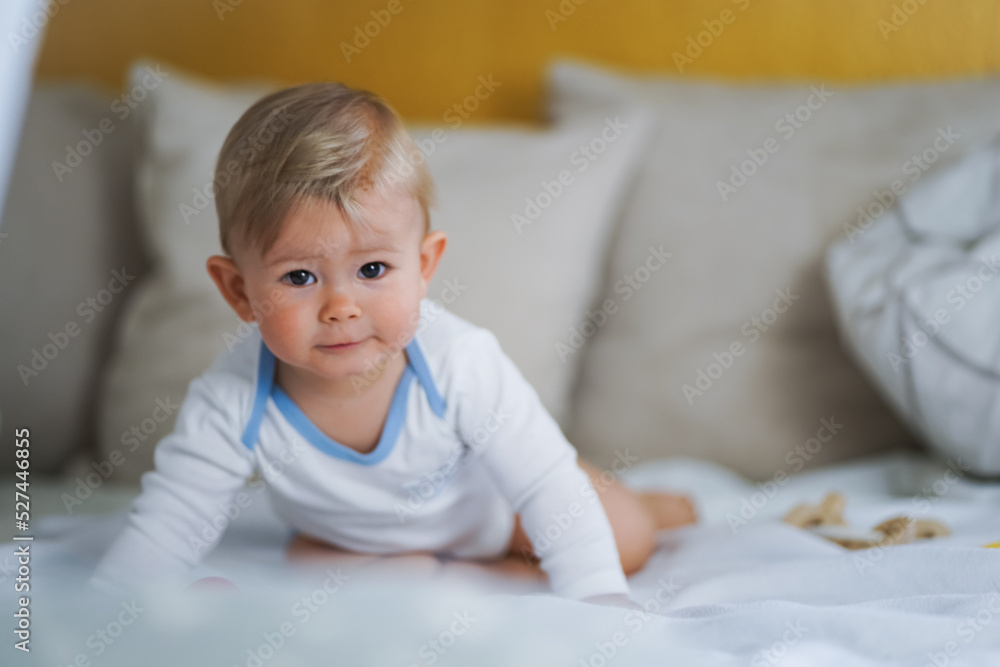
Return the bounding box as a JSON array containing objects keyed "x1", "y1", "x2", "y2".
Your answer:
[{"x1": 320, "y1": 289, "x2": 361, "y2": 320}]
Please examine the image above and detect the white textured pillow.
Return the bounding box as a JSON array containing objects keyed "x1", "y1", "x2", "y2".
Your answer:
[
  {"x1": 548, "y1": 59, "x2": 1000, "y2": 480},
  {"x1": 98, "y1": 59, "x2": 655, "y2": 482}
]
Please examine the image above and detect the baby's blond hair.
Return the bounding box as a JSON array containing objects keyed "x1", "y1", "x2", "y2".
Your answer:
[{"x1": 213, "y1": 82, "x2": 434, "y2": 259}]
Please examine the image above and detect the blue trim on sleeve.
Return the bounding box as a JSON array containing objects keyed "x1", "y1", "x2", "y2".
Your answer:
[{"x1": 239, "y1": 334, "x2": 448, "y2": 462}]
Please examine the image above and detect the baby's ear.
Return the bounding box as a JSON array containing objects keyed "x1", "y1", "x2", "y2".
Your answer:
[
  {"x1": 419, "y1": 230, "x2": 447, "y2": 289},
  {"x1": 206, "y1": 255, "x2": 255, "y2": 322}
]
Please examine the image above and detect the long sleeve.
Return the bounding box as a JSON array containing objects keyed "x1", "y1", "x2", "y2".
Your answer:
[
  {"x1": 453, "y1": 329, "x2": 629, "y2": 600},
  {"x1": 89, "y1": 372, "x2": 257, "y2": 594}
]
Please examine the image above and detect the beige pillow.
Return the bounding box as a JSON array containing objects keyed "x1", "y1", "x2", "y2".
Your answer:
[
  {"x1": 97, "y1": 59, "x2": 656, "y2": 482},
  {"x1": 548, "y1": 59, "x2": 1000, "y2": 480}
]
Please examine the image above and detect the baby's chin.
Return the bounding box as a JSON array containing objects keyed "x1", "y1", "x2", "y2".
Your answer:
[{"x1": 310, "y1": 343, "x2": 405, "y2": 375}]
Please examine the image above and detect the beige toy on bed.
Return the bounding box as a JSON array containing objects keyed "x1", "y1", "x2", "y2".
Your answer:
[{"x1": 782, "y1": 492, "x2": 950, "y2": 550}]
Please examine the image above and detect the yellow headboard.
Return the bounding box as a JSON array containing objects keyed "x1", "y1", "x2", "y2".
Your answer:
[{"x1": 35, "y1": 0, "x2": 1000, "y2": 123}]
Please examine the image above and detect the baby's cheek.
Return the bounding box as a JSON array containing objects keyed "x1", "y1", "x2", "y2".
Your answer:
[
  {"x1": 259, "y1": 305, "x2": 308, "y2": 350},
  {"x1": 246, "y1": 286, "x2": 282, "y2": 322},
  {"x1": 397, "y1": 304, "x2": 422, "y2": 337}
]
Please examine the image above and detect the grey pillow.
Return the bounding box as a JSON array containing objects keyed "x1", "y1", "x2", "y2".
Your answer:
[{"x1": 0, "y1": 83, "x2": 148, "y2": 474}]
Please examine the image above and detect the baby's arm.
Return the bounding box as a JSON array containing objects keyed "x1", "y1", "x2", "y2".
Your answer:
[
  {"x1": 454, "y1": 330, "x2": 630, "y2": 601},
  {"x1": 90, "y1": 373, "x2": 256, "y2": 594}
]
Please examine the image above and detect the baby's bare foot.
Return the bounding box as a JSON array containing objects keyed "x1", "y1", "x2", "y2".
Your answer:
[{"x1": 639, "y1": 492, "x2": 697, "y2": 530}]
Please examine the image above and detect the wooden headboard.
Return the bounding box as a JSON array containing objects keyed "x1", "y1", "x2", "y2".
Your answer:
[{"x1": 35, "y1": 0, "x2": 1000, "y2": 122}]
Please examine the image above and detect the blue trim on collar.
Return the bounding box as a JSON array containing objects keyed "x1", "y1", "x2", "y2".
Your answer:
[
  {"x1": 239, "y1": 336, "x2": 447, "y2": 463},
  {"x1": 404, "y1": 335, "x2": 447, "y2": 418},
  {"x1": 272, "y1": 366, "x2": 415, "y2": 465},
  {"x1": 240, "y1": 342, "x2": 276, "y2": 450}
]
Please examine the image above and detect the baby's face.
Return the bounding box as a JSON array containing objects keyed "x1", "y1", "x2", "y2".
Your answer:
[{"x1": 230, "y1": 187, "x2": 441, "y2": 393}]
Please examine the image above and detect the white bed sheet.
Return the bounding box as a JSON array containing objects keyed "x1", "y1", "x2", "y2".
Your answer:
[{"x1": 3, "y1": 450, "x2": 999, "y2": 666}]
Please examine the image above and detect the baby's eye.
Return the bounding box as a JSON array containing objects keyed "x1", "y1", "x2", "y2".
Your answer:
[
  {"x1": 358, "y1": 262, "x2": 388, "y2": 280},
  {"x1": 283, "y1": 269, "x2": 316, "y2": 286}
]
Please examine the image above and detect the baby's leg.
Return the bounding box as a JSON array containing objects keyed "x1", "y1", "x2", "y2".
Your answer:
[
  {"x1": 508, "y1": 458, "x2": 696, "y2": 575},
  {"x1": 574, "y1": 459, "x2": 696, "y2": 532},
  {"x1": 285, "y1": 532, "x2": 441, "y2": 577}
]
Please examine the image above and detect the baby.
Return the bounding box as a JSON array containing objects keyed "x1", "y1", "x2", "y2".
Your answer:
[{"x1": 90, "y1": 82, "x2": 695, "y2": 606}]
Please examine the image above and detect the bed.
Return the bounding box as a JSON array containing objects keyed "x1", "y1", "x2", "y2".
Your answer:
[{"x1": 3, "y1": 452, "x2": 999, "y2": 665}]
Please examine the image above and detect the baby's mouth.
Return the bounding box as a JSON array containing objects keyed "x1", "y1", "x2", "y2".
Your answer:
[{"x1": 318, "y1": 338, "x2": 364, "y2": 351}]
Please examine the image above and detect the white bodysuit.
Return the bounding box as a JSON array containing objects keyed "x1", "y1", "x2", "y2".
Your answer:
[{"x1": 90, "y1": 299, "x2": 630, "y2": 600}]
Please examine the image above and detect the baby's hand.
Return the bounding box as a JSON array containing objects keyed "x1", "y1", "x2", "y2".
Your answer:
[{"x1": 581, "y1": 593, "x2": 642, "y2": 610}]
